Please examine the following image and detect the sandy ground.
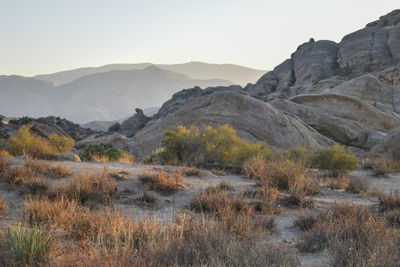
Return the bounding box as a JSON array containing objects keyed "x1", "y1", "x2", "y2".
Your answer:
[{"x1": 1, "y1": 158, "x2": 399, "y2": 266}]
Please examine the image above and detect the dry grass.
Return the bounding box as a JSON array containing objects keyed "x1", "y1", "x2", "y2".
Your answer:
[
  {"x1": 24, "y1": 158, "x2": 71, "y2": 178},
  {"x1": 379, "y1": 189, "x2": 400, "y2": 212},
  {"x1": 189, "y1": 184, "x2": 274, "y2": 236},
  {"x1": 184, "y1": 167, "x2": 202, "y2": 176},
  {"x1": 294, "y1": 210, "x2": 317, "y2": 231},
  {"x1": 297, "y1": 204, "x2": 400, "y2": 266},
  {"x1": 345, "y1": 176, "x2": 372, "y2": 195},
  {"x1": 139, "y1": 170, "x2": 185, "y2": 193},
  {"x1": 56, "y1": 169, "x2": 120, "y2": 207},
  {"x1": 371, "y1": 158, "x2": 400, "y2": 177},
  {"x1": 250, "y1": 185, "x2": 279, "y2": 213},
  {"x1": 243, "y1": 154, "x2": 266, "y2": 180},
  {"x1": 210, "y1": 168, "x2": 226, "y2": 176},
  {"x1": 0, "y1": 153, "x2": 11, "y2": 176},
  {"x1": 0, "y1": 196, "x2": 6, "y2": 216},
  {"x1": 107, "y1": 169, "x2": 130, "y2": 180},
  {"x1": 327, "y1": 173, "x2": 350, "y2": 191},
  {"x1": 136, "y1": 189, "x2": 158, "y2": 205}
]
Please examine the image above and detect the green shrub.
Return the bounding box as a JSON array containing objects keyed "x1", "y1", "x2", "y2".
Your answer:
[
  {"x1": 5, "y1": 125, "x2": 74, "y2": 159},
  {"x1": 48, "y1": 134, "x2": 74, "y2": 153},
  {"x1": 0, "y1": 223, "x2": 53, "y2": 265},
  {"x1": 161, "y1": 124, "x2": 271, "y2": 168},
  {"x1": 313, "y1": 144, "x2": 358, "y2": 175},
  {"x1": 282, "y1": 146, "x2": 314, "y2": 166},
  {"x1": 81, "y1": 143, "x2": 126, "y2": 162},
  {"x1": 108, "y1": 122, "x2": 121, "y2": 132},
  {"x1": 8, "y1": 116, "x2": 33, "y2": 126}
]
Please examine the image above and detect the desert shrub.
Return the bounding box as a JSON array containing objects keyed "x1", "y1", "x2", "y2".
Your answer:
[
  {"x1": 136, "y1": 190, "x2": 158, "y2": 205},
  {"x1": 24, "y1": 158, "x2": 71, "y2": 178},
  {"x1": 243, "y1": 154, "x2": 267, "y2": 180},
  {"x1": 3, "y1": 164, "x2": 49, "y2": 195},
  {"x1": 161, "y1": 125, "x2": 271, "y2": 169},
  {"x1": 297, "y1": 205, "x2": 400, "y2": 266},
  {"x1": 0, "y1": 223, "x2": 53, "y2": 266},
  {"x1": 81, "y1": 143, "x2": 131, "y2": 162},
  {"x1": 6, "y1": 125, "x2": 74, "y2": 159},
  {"x1": 327, "y1": 173, "x2": 350, "y2": 191},
  {"x1": 184, "y1": 167, "x2": 202, "y2": 176},
  {"x1": 60, "y1": 169, "x2": 120, "y2": 207},
  {"x1": 264, "y1": 159, "x2": 319, "y2": 195},
  {"x1": 157, "y1": 212, "x2": 298, "y2": 267},
  {"x1": 8, "y1": 116, "x2": 33, "y2": 126},
  {"x1": 371, "y1": 158, "x2": 400, "y2": 176},
  {"x1": 251, "y1": 184, "x2": 279, "y2": 213},
  {"x1": 0, "y1": 153, "x2": 11, "y2": 176},
  {"x1": 108, "y1": 122, "x2": 121, "y2": 132},
  {"x1": 139, "y1": 170, "x2": 185, "y2": 193},
  {"x1": 210, "y1": 168, "x2": 226, "y2": 176},
  {"x1": 294, "y1": 211, "x2": 317, "y2": 231},
  {"x1": 282, "y1": 182, "x2": 314, "y2": 207},
  {"x1": 346, "y1": 176, "x2": 372, "y2": 195},
  {"x1": 313, "y1": 144, "x2": 358, "y2": 175},
  {"x1": 379, "y1": 190, "x2": 400, "y2": 212},
  {"x1": 107, "y1": 169, "x2": 130, "y2": 180},
  {"x1": 283, "y1": 146, "x2": 314, "y2": 166},
  {"x1": 384, "y1": 209, "x2": 400, "y2": 227},
  {"x1": 48, "y1": 134, "x2": 74, "y2": 153}
]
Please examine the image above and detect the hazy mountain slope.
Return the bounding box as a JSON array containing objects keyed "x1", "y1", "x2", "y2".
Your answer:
[
  {"x1": 34, "y1": 63, "x2": 152, "y2": 85},
  {"x1": 158, "y1": 62, "x2": 266, "y2": 86},
  {"x1": 0, "y1": 75, "x2": 55, "y2": 118},
  {"x1": 34, "y1": 62, "x2": 265, "y2": 86}
]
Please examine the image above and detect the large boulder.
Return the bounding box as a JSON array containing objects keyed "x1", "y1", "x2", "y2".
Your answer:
[
  {"x1": 292, "y1": 39, "x2": 339, "y2": 85},
  {"x1": 291, "y1": 94, "x2": 400, "y2": 132},
  {"x1": 372, "y1": 126, "x2": 400, "y2": 160},
  {"x1": 271, "y1": 99, "x2": 384, "y2": 149},
  {"x1": 119, "y1": 108, "x2": 149, "y2": 137},
  {"x1": 31, "y1": 123, "x2": 69, "y2": 139},
  {"x1": 338, "y1": 10, "x2": 400, "y2": 73},
  {"x1": 129, "y1": 91, "x2": 334, "y2": 159}
]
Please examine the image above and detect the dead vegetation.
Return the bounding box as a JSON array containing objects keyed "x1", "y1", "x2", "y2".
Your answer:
[
  {"x1": 361, "y1": 157, "x2": 400, "y2": 177},
  {"x1": 139, "y1": 170, "x2": 185, "y2": 193},
  {"x1": 184, "y1": 167, "x2": 202, "y2": 176},
  {"x1": 0, "y1": 196, "x2": 6, "y2": 216},
  {"x1": 296, "y1": 204, "x2": 400, "y2": 266}
]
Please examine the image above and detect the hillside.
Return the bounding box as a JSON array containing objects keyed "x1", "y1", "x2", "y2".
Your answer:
[{"x1": 34, "y1": 62, "x2": 265, "y2": 86}]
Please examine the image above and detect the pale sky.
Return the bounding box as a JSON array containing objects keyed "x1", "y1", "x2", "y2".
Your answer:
[{"x1": 1, "y1": 0, "x2": 399, "y2": 76}]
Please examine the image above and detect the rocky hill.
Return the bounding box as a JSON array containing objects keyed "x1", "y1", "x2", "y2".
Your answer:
[{"x1": 81, "y1": 9, "x2": 400, "y2": 161}]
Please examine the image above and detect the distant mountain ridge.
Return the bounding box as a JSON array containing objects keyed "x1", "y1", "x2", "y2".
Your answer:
[
  {"x1": 34, "y1": 61, "x2": 266, "y2": 86},
  {"x1": 1, "y1": 65, "x2": 237, "y2": 123}
]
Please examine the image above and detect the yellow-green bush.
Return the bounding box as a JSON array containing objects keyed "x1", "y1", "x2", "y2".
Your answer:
[
  {"x1": 48, "y1": 134, "x2": 74, "y2": 153},
  {"x1": 6, "y1": 125, "x2": 74, "y2": 160},
  {"x1": 160, "y1": 124, "x2": 271, "y2": 169},
  {"x1": 313, "y1": 144, "x2": 358, "y2": 175}
]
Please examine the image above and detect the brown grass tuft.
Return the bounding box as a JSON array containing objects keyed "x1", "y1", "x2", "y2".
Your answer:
[
  {"x1": 139, "y1": 170, "x2": 185, "y2": 193},
  {"x1": 184, "y1": 167, "x2": 202, "y2": 176},
  {"x1": 58, "y1": 169, "x2": 120, "y2": 207},
  {"x1": 210, "y1": 168, "x2": 226, "y2": 176},
  {"x1": 379, "y1": 189, "x2": 400, "y2": 212},
  {"x1": 0, "y1": 196, "x2": 6, "y2": 216},
  {"x1": 136, "y1": 189, "x2": 158, "y2": 205}
]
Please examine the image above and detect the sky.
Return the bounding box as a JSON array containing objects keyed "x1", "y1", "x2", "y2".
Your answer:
[{"x1": 1, "y1": 0, "x2": 399, "y2": 76}]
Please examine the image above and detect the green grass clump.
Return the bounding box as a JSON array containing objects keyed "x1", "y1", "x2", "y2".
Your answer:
[
  {"x1": 313, "y1": 144, "x2": 358, "y2": 176},
  {"x1": 0, "y1": 223, "x2": 53, "y2": 265}
]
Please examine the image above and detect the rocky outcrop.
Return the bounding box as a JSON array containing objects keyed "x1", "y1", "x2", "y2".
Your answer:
[
  {"x1": 292, "y1": 39, "x2": 339, "y2": 84},
  {"x1": 34, "y1": 116, "x2": 100, "y2": 141},
  {"x1": 271, "y1": 99, "x2": 384, "y2": 149},
  {"x1": 372, "y1": 126, "x2": 400, "y2": 160},
  {"x1": 31, "y1": 123, "x2": 69, "y2": 139},
  {"x1": 119, "y1": 108, "x2": 149, "y2": 137},
  {"x1": 154, "y1": 85, "x2": 243, "y2": 118},
  {"x1": 74, "y1": 133, "x2": 129, "y2": 154},
  {"x1": 291, "y1": 94, "x2": 400, "y2": 132},
  {"x1": 129, "y1": 91, "x2": 334, "y2": 159},
  {"x1": 338, "y1": 10, "x2": 400, "y2": 72}
]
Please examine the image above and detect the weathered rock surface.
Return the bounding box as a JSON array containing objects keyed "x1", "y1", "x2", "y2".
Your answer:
[
  {"x1": 31, "y1": 123, "x2": 69, "y2": 139},
  {"x1": 292, "y1": 39, "x2": 339, "y2": 84},
  {"x1": 119, "y1": 108, "x2": 149, "y2": 137},
  {"x1": 129, "y1": 91, "x2": 334, "y2": 159},
  {"x1": 291, "y1": 94, "x2": 400, "y2": 132},
  {"x1": 372, "y1": 126, "x2": 400, "y2": 160},
  {"x1": 155, "y1": 85, "x2": 243, "y2": 118},
  {"x1": 75, "y1": 133, "x2": 129, "y2": 154},
  {"x1": 270, "y1": 99, "x2": 384, "y2": 149},
  {"x1": 35, "y1": 116, "x2": 99, "y2": 141},
  {"x1": 338, "y1": 10, "x2": 400, "y2": 72},
  {"x1": 54, "y1": 152, "x2": 81, "y2": 162}
]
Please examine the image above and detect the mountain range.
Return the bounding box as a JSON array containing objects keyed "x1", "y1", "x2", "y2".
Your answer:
[{"x1": 0, "y1": 62, "x2": 265, "y2": 123}]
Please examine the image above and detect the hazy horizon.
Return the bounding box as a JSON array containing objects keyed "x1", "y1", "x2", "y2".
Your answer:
[{"x1": 1, "y1": 0, "x2": 399, "y2": 76}]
